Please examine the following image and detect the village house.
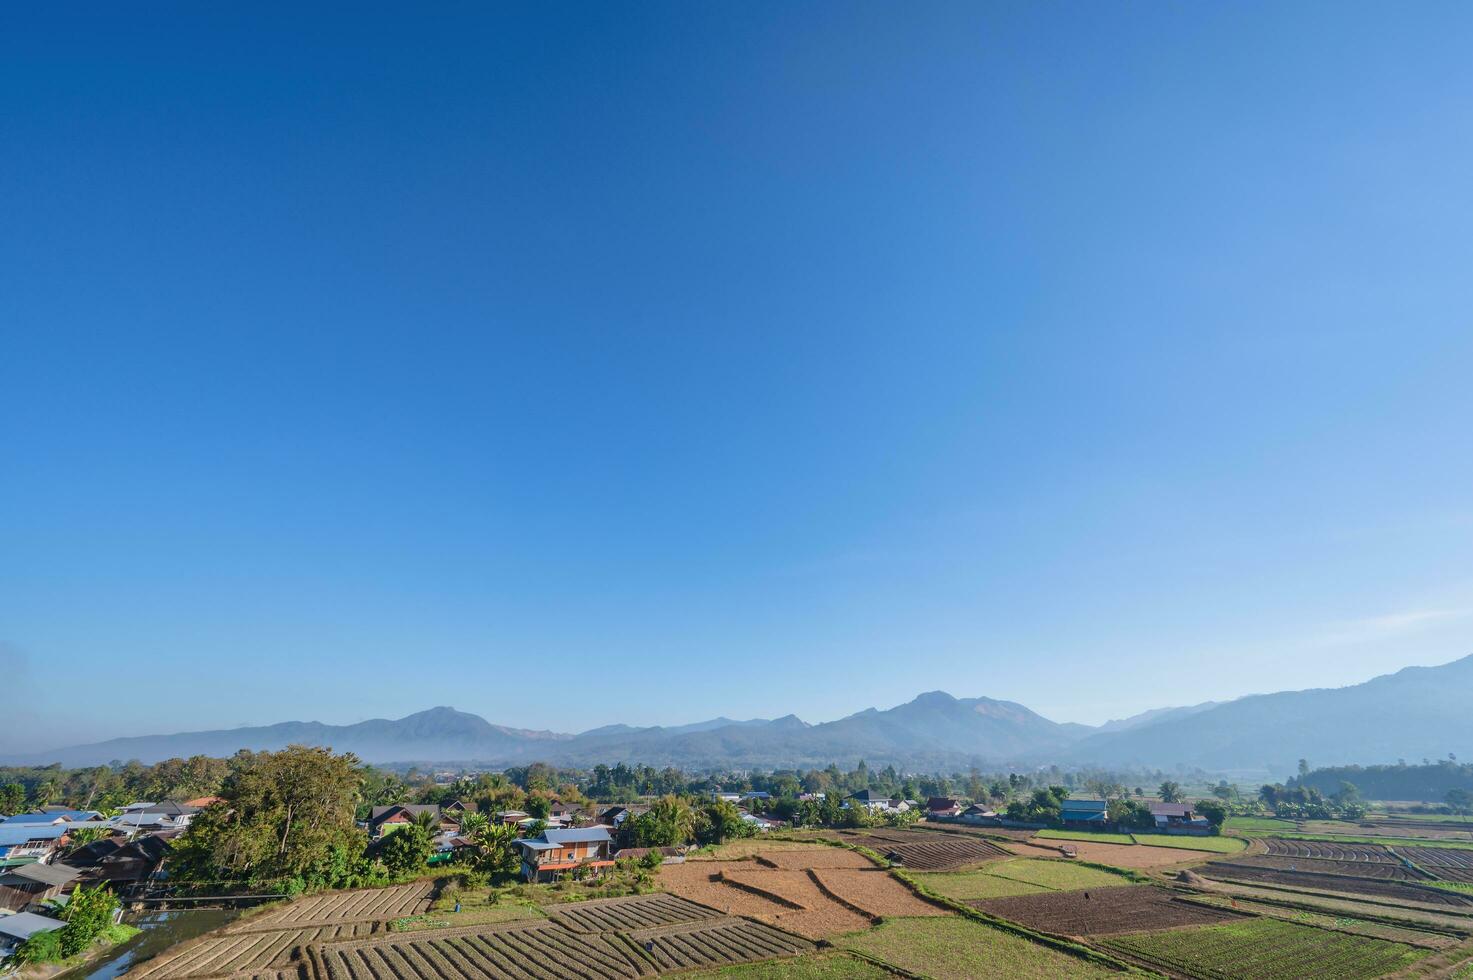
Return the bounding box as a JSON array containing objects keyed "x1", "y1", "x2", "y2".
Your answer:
[
  {"x1": 1149, "y1": 802, "x2": 1211, "y2": 833},
  {"x1": 927, "y1": 797, "x2": 962, "y2": 817},
  {"x1": 0, "y1": 911, "x2": 64, "y2": 963},
  {"x1": 0, "y1": 824, "x2": 68, "y2": 867},
  {"x1": 0, "y1": 862, "x2": 80, "y2": 913},
  {"x1": 846, "y1": 789, "x2": 899, "y2": 812},
  {"x1": 960, "y1": 803, "x2": 997, "y2": 822},
  {"x1": 64, "y1": 834, "x2": 169, "y2": 894},
  {"x1": 495, "y1": 809, "x2": 530, "y2": 827},
  {"x1": 1059, "y1": 799, "x2": 1109, "y2": 828},
  {"x1": 514, "y1": 826, "x2": 615, "y2": 882},
  {"x1": 366, "y1": 805, "x2": 453, "y2": 838}
]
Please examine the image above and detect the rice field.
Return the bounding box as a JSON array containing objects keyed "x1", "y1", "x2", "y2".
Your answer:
[
  {"x1": 837, "y1": 916, "x2": 1120, "y2": 979},
  {"x1": 912, "y1": 858, "x2": 1132, "y2": 901}
]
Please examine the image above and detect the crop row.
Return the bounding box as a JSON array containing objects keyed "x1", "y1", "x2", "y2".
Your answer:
[
  {"x1": 129, "y1": 922, "x2": 379, "y2": 980},
  {"x1": 547, "y1": 893, "x2": 721, "y2": 933},
  {"x1": 249, "y1": 883, "x2": 435, "y2": 927},
  {"x1": 320, "y1": 921, "x2": 655, "y2": 980},
  {"x1": 1231, "y1": 855, "x2": 1426, "y2": 881},
  {"x1": 626, "y1": 918, "x2": 814, "y2": 972},
  {"x1": 1263, "y1": 839, "x2": 1399, "y2": 864},
  {"x1": 1099, "y1": 918, "x2": 1427, "y2": 979}
]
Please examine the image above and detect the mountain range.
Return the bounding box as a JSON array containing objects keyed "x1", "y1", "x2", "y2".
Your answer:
[{"x1": 12, "y1": 655, "x2": 1472, "y2": 776}]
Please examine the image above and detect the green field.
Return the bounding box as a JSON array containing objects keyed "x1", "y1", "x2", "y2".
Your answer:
[
  {"x1": 683, "y1": 952, "x2": 895, "y2": 978},
  {"x1": 914, "y1": 858, "x2": 1132, "y2": 900},
  {"x1": 1182, "y1": 895, "x2": 1460, "y2": 949},
  {"x1": 838, "y1": 915, "x2": 1119, "y2": 979},
  {"x1": 1035, "y1": 829, "x2": 1136, "y2": 844},
  {"x1": 1225, "y1": 816, "x2": 1299, "y2": 834},
  {"x1": 1132, "y1": 834, "x2": 1247, "y2": 853},
  {"x1": 1100, "y1": 917, "x2": 1429, "y2": 979}
]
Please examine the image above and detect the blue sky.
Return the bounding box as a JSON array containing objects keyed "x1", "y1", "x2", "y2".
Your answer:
[{"x1": 4, "y1": 2, "x2": 1473, "y2": 752}]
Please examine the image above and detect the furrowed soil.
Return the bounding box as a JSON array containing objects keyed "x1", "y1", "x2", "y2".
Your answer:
[{"x1": 975, "y1": 884, "x2": 1240, "y2": 937}]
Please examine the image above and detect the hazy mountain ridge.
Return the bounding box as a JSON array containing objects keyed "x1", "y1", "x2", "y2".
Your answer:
[{"x1": 13, "y1": 655, "x2": 1472, "y2": 772}]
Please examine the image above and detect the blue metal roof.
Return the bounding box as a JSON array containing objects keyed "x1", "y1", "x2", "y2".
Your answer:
[
  {"x1": 0, "y1": 825, "x2": 68, "y2": 847},
  {"x1": 543, "y1": 827, "x2": 611, "y2": 844},
  {"x1": 1060, "y1": 800, "x2": 1107, "y2": 812}
]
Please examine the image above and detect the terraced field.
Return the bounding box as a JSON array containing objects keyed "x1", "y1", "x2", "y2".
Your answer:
[
  {"x1": 548, "y1": 893, "x2": 722, "y2": 933},
  {"x1": 1099, "y1": 918, "x2": 1430, "y2": 979},
  {"x1": 1264, "y1": 839, "x2": 1405, "y2": 865},
  {"x1": 244, "y1": 883, "x2": 437, "y2": 927},
  {"x1": 1226, "y1": 854, "x2": 1428, "y2": 882},
  {"x1": 751, "y1": 849, "x2": 872, "y2": 870},
  {"x1": 841, "y1": 829, "x2": 1009, "y2": 870},
  {"x1": 806, "y1": 869, "x2": 946, "y2": 918},
  {"x1": 624, "y1": 918, "x2": 814, "y2": 973},
  {"x1": 317, "y1": 920, "x2": 655, "y2": 980},
  {"x1": 1403, "y1": 846, "x2": 1473, "y2": 882},
  {"x1": 1183, "y1": 895, "x2": 1464, "y2": 949},
  {"x1": 976, "y1": 885, "x2": 1240, "y2": 937},
  {"x1": 1204, "y1": 861, "x2": 1473, "y2": 906},
  {"x1": 128, "y1": 923, "x2": 382, "y2": 979}
]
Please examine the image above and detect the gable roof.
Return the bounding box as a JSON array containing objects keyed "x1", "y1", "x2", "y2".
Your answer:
[
  {"x1": 1060, "y1": 799, "x2": 1108, "y2": 813},
  {"x1": 1148, "y1": 802, "x2": 1194, "y2": 817},
  {"x1": 848, "y1": 789, "x2": 890, "y2": 802},
  {"x1": 368, "y1": 805, "x2": 441, "y2": 826},
  {"x1": 1, "y1": 862, "x2": 81, "y2": 887},
  {"x1": 543, "y1": 827, "x2": 611, "y2": 844},
  {"x1": 2, "y1": 810, "x2": 98, "y2": 825},
  {"x1": 0, "y1": 824, "x2": 68, "y2": 847},
  {"x1": 927, "y1": 797, "x2": 960, "y2": 809},
  {"x1": 0, "y1": 912, "x2": 65, "y2": 941}
]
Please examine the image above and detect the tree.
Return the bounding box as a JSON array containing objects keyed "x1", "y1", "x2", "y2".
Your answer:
[
  {"x1": 695, "y1": 799, "x2": 754, "y2": 846},
  {"x1": 1195, "y1": 800, "x2": 1227, "y2": 832},
  {"x1": 169, "y1": 746, "x2": 365, "y2": 888},
  {"x1": 457, "y1": 810, "x2": 490, "y2": 837},
  {"x1": 0, "y1": 782, "x2": 25, "y2": 814},
  {"x1": 56, "y1": 882, "x2": 121, "y2": 956},
  {"x1": 1158, "y1": 781, "x2": 1182, "y2": 803},
  {"x1": 1446, "y1": 789, "x2": 1472, "y2": 817},
  {"x1": 461, "y1": 822, "x2": 519, "y2": 879},
  {"x1": 378, "y1": 821, "x2": 433, "y2": 877},
  {"x1": 627, "y1": 795, "x2": 696, "y2": 847}
]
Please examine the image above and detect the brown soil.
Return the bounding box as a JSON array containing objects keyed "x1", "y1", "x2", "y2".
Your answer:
[
  {"x1": 1036, "y1": 840, "x2": 1211, "y2": 870},
  {"x1": 809, "y1": 868, "x2": 948, "y2": 918},
  {"x1": 657, "y1": 862, "x2": 871, "y2": 938},
  {"x1": 975, "y1": 885, "x2": 1240, "y2": 937},
  {"x1": 755, "y1": 848, "x2": 875, "y2": 870}
]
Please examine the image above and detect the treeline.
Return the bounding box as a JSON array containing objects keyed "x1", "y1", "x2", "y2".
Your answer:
[
  {"x1": 0, "y1": 757, "x2": 230, "y2": 814},
  {"x1": 1292, "y1": 760, "x2": 1473, "y2": 804}
]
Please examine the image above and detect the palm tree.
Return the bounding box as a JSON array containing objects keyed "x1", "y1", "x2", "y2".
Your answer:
[
  {"x1": 413, "y1": 808, "x2": 441, "y2": 832},
  {"x1": 458, "y1": 810, "x2": 490, "y2": 837}
]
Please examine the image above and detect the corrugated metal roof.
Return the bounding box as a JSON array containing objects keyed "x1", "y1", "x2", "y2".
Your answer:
[
  {"x1": 543, "y1": 827, "x2": 611, "y2": 844},
  {"x1": 0, "y1": 912, "x2": 65, "y2": 940}
]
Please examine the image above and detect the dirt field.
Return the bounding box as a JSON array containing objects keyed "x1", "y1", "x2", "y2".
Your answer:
[
  {"x1": 975, "y1": 885, "x2": 1240, "y2": 937},
  {"x1": 1264, "y1": 838, "x2": 1404, "y2": 864},
  {"x1": 548, "y1": 893, "x2": 723, "y2": 933},
  {"x1": 317, "y1": 919, "x2": 654, "y2": 980},
  {"x1": 1029, "y1": 839, "x2": 1210, "y2": 870},
  {"x1": 1205, "y1": 862, "x2": 1473, "y2": 907},
  {"x1": 1226, "y1": 854, "x2": 1429, "y2": 881},
  {"x1": 752, "y1": 848, "x2": 874, "y2": 870},
  {"x1": 839, "y1": 829, "x2": 1010, "y2": 870},
  {"x1": 624, "y1": 918, "x2": 815, "y2": 972},
  {"x1": 808, "y1": 868, "x2": 947, "y2": 918},
  {"x1": 242, "y1": 883, "x2": 437, "y2": 927},
  {"x1": 1400, "y1": 845, "x2": 1473, "y2": 883},
  {"x1": 658, "y1": 862, "x2": 871, "y2": 938}
]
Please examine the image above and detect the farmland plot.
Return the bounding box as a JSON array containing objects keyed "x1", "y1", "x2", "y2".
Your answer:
[
  {"x1": 976, "y1": 885, "x2": 1240, "y2": 937},
  {"x1": 1264, "y1": 839, "x2": 1405, "y2": 865},
  {"x1": 1183, "y1": 895, "x2": 1463, "y2": 949},
  {"x1": 549, "y1": 893, "x2": 722, "y2": 933},
  {"x1": 1227, "y1": 854, "x2": 1429, "y2": 882},
  {"x1": 624, "y1": 918, "x2": 814, "y2": 973},
  {"x1": 1100, "y1": 918, "x2": 1429, "y2": 979},
  {"x1": 128, "y1": 923, "x2": 381, "y2": 980},
  {"x1": 752, "y1": 849, "x2": 873, "y2": 870},
  {"x1": 658, "y1": 862, "x2": 870, "y2": 937},
  {"x1": 245, "y1": 883, "x2": 437, "y2": 927},
  {"x1": 841, "y1": 830, "x2": 1009, "y2": 870},
  {"x1": 1401, "y1": 846, "x2": 1473, "y2": 883},
  {"x1": 318, "y1": 920, "x2": 655, "y2": 980},
  {"x1": 1205, "y1": 861, "x2": 1473, "y2": 907},
  {"x1": 806, "y1": 869, "x2": 946, "y2": 918}
]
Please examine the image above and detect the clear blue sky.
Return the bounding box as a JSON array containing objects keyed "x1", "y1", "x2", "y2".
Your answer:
[{"x1": 4, "y1": 2, "x2": 1473, "y2": 752}]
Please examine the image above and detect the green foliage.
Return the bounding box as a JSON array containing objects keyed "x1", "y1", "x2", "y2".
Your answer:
[
  {"x1": 625, "y1": 794, "x2": 695, "y2": 846},
  {"x1": 1195, "y1": 799, "x2": 1227, "y2": 829},
  {"x1": 377, "y1": 821, "x2": 434, "y2": 876},
  {"x1": 694, "y1": 798, "x2": 756, "y2": 846},
  {"x1": 168, "y1": 745, "x2": 366, "y2": 890},
  {"x1": 57, "y1": 882, "x2": 121, "y2": 956},
  {"x1": 0, "y1": 781, "x2": 25, "y2": 814},
  {"x1": 12, "y1": 925, "x2": 65, "y2": 964},
  {"x1": 459, "y1": 821, "x2": 520, "y2": 879},
  {"x1": 1158, "y1": 780, "x2": 1182, "y2": 803}
]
